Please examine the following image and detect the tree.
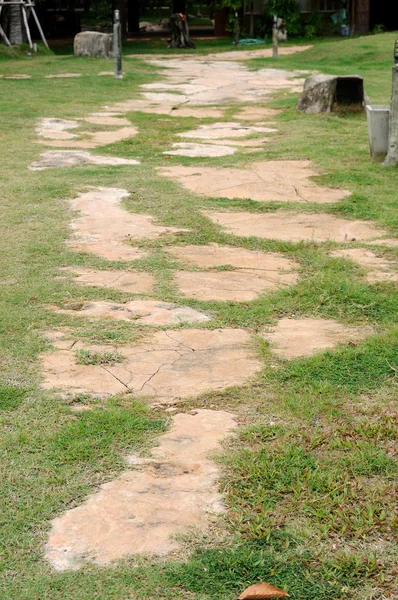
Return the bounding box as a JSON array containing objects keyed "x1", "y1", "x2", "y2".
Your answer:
[{"x1": 9, "y1": 4, "x2": 23, "y2": 44}]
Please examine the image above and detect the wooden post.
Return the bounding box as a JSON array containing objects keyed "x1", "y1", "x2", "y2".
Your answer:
[
  {"x1": 113, "y1": 9, "x2": 123, "y2": 79},
  {"x1": 29, "y1": 5, "x2": 49, "y2": 49},
  {"x1": 383, "y1": 64, "x2": 398, "y2": 166},
  {"x1": 272, "y1": 14, "x2": 278, "y2": 60},
  {"x1": 234, "y1": 11, "x2": 239, "y2": 47},
  {"x1": 21, "y1": 2, "x2": 33, "y2": 49}
]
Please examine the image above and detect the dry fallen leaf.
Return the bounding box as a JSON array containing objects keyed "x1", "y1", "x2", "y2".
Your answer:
[{"x1": 238, "y1": 582, "x2": 290, "y2": 599}]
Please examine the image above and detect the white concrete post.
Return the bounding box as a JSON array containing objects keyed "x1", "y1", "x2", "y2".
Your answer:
[
  {"x1": 272, "y1": 14, "x2": 278, "y2": 60},
  {"x1": 113, "y1": 9, "x2": 123, "y2": 80},
  {"x1": 383, "y1": 64, "x2": 398, "y2": 166}
]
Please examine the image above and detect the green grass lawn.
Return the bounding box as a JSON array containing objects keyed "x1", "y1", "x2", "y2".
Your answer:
[{"x1": 0, "y1": 33, "x2": 397, "y2": 600}]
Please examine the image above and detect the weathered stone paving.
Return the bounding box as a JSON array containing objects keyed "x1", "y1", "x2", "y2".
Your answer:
[
  {"x1": 45, "y1": 409, "x2": 237, "y2": 570},
  {"x1": 177, "y1": 122, "x2": 277, "y2": 140},
  {"x1": 160, "y1": 161, "x2": 351, "y2": 204},
  {"x1": 331, "y1": 248, "x2": 398, "y2": 283},
  {"x1": 29, "y1": 150, "x2": 139, "y2": 170},
  {"x1": 67, "y1": 187, "x2": 186, "y2": 261},
  {"x1": 203, "y1": 210, "x2": 387, "y2": 242},
  {"x1": 36, "y1": 117, "x2": 138, "y2": 149},
  {"x1": 167, "y1": 245, "x2": 299, "y2": 301},
  {"x1": 263, "y1": 318, "x2": 374, "y2": 359},
  {"x1": 60, "y1": 267, "x2": 155, "y2": 294},
  {"x1": 50, "y1": 300, "x2": 210, "y2": 325},
  {"x1": 164, "y1": 142, "x2": 237, "y2": 158},
  {"x1": 41, "y1": 329, "x2": 261, "y2": 401}
]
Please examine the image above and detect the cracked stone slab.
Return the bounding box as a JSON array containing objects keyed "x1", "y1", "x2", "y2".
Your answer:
[
  {"x1": 163, "y1": 142, "x2": 237, "y2": 158},
  {"x1": 29, "y1": 150, "x2": 139, "y2": 170},
  {"x1": 67, "y1": 187, "x2": 186, "y2": 261},
  {"x1": 178, "y1": 122, "x2": 277, "y2": 140},
  {"x1": 0, "y1": 73, "x2": 31, "y2": 79},
  {"x1": 263, "y1": 318, "x2": 374, "y2": 359},
  {"x1": 50, "y1": 300, "x2": 210, "y2": 325},
  {"x1": 83, "y1": 115, "x2": 131, "y2": 126},
  {"x1": 170, "y1": 107, "x2": 225, "y2": 118},
  {"x1": 331, "y1": 248, "x2": 398, "y2": 283},
  {"x1": 203, "y1": 211, "x2": 386, "y2": 243},
  {"x1": 41, "y1": 328, "x2": 260, "y2": 401},
  {"x1": 167, "y1": 245, "x2": 299, "y2": 301},
  {"x1": 204, "y1": 137, "x2": 270, "y2": 148},
  {"x1": 45, "y1": 409, "x2": 237, "y2": 570},
  {"x1": 160, "y1": 161, "x2": 350, "y2": 204},
  {"x1": 36, "y1": 118, "x2": 80, "y2": 140},
  {"x1": 60, "y1": 267, "x2": 155, "y2": 293},
  {"x1": 128, "y1": 46, "x2": 311, "y2": 62}
]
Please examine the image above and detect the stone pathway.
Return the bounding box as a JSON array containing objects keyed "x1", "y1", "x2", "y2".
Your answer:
[
  {"x1": 37, "y1": 45, "x2": 398, "y2": 571},
  {"x1": 45, "y1": 409, "x2": 237, "y2": 571}
]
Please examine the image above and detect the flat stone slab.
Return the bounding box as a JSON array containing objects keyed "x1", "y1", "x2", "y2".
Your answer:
[
  {"x1": 163, "y1": 143, "x2": 236, "y2": 158},
  {"x1": 235, "y1": 107, "x2": 281, "y2": 120},
  {"x1": 167, "y1": 245, "x2": 299, "y2": 301},
  {"x1": 60, "y1": 267, "x2": 155, "y2": 293},
  {"x1": 203, "y1": 210, "x2": 386, "y2": 243},
  {"x1": 331, "y1": 248, "x2": 398, "y2": 283},
  {"x1": 45, "y1": 73, "x2": 82, "y2": 78},
  {"x1": 50, "y1": 300, "x2": 210, "y2": 325},
  {"x1": 160, "y1": 161, "x2": 350, "y2": 204},
  {"x1": 0, "y1": 74, "x2": 31, "y2": 79},
  {"x1": 83, "y1": 115, "x2": 131, "y2": 126},
  {"x1": 170, "y1": 107, "x2": 225, "y2": 118},
  {"x1": 29, "y1": 150, "x2": 139, "y2": 170},
  {"x1": 128, "y1": 46, "x2": 311, "y2": 62},
  {"x1": 36, "y1": 118, "x2": 79, "y2": 140},
  {"x1": 40, "y1": 126, "x2": 139, "y2": 149},
  {"x1": 178, "y1": 122, "x2": 277, "y2": 140},
  {"x1": 68, "y1": 187, "x2": 186, "y2": 261},
  {"x1": 264, "y1": 318, "x2": 374, "y2": 359},
  {"x1": 45, "y1": 409, "x2": 237, "y2": 571},
  {"x1": 41, "y1": 328, "x2": 261, "y2": 401}
]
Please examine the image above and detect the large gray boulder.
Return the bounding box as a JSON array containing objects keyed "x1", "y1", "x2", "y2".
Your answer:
[
  {"x1": 74, "y1": 31, "x2": 113, "y2": 59},
  {"x1": 297, "y1": 74, "x2": 364, "y2": 114}
]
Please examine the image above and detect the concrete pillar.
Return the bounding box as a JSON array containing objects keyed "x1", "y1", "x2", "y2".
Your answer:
[{"x1": 383, "y1": 65, "x2": 398, "y2": 166}]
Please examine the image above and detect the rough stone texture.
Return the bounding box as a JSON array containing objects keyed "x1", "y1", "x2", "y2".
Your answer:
[
  {"x1": 331, "y1": 248, "x2": 398, "y2": 283},
  {"x1": 160, "y1": 161, "x2": 350, "y2": 204},
  {"x1": 60, "y1": 267, "x2": 155, "y2": 294},
  {"x1": 203, "y1": 210, "x2": 386, "y2": 243},
  {"x1": 67, "y1": 187, "x2": 186, "y2": 261},
  {"x1": 50, "y1": 300, "x2": 210, "y2": 325},
  {"x1": 40, "y1": 126, "x2": 139, "y2": 149},
  {"x1": 45, "y1": 409, "x2": 237, "y2": 571},
  {"x1": 163, "y1": 142, "x2": 237, "y2": 158},
  {"x1": 383, "y1": 65, "x2": 398, "y2": 166},
  {"x1": 74, "y1": 31, "x2": 113, "y2": 59},
  {"x1": 41, "y1": 328, "x2": 261, "y2": 401},
  {"x1": 369, "y1": 238, "x2": 398, "y2": 247},
  {"x1": 128, "y1": 46, "x2": 312, "y2": 62},
  {"x1": 167, "y1": 245, "x2": 299, "y2": 301},
  {"x1": 178, "y1": 122, "x2": 277, "y2": 140},
  {"x1": 204, "y1": 137, "x2": 270, "y2": 148},
  {"x1": 297, "y1": 74, "x2": 364, "y2": 114},
  {"x1": 36, "y1": 118, "x2": 79, "y2": 140},
  {"x1": 29, "y1": 150, "x2": 139, "y2": 170},
  {"x1": 45, "y1": 73, "x2": 82, "y2": 79},
  {"x1": 264, "y1": 318, "x2": 373, "y2": 359}
]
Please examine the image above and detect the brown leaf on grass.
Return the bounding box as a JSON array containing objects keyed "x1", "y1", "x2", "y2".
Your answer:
[{"x1": 238, "y1": 582, "x2": 290, "y2": 599}]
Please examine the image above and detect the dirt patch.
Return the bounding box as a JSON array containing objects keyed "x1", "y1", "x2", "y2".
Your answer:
[
  {"x1": 160, "y1": 161, "x2": 350, "y2": 204},
  {"x1": 29, "y1": 150, "x2": 139, "y2": 170},
  {"x1": 60, "y1": 267, "x2": 155, "y2": 293},
  {"x1": 178, "y1": 122, "x2": 277, "y2": 140},
  {"x1": 68, "y1": 187, "x2": 186, "y2": 261},
  {"x1": 263, "y1": 317, "x2": 374, "y2": 359},
  {"x1": 45, "y1": 409, "x2": 237, "y2": 571},
  {"x1": 50, "y1": 300, "x2": 210, "y2": 325},
  {"x1": 41, "y1": 328, "x2": 260, "y2": 401},
  {"x1": 164, "y1": 142, "x2": 237, "y2": 158},
  {"x1": 331, "y1": 248, "x2": 398, "y2": 283},
  {"x1": 167, "y1": 245, "x2": 299, "y2": 301},
  {"x1": 203, "y1": 210, "x2": 386, "y2": 242},
  {"x1": 369, "y1": 238, "x2": 398, "y2": 247}
]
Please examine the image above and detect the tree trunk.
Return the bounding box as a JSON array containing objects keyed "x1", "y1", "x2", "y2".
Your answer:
[
  {"x1": 9, "y1": 4, "x2": 23, "y2": 45},
  {"x1": 168, "y1": 13, "x2": 195, "y2": 48},
  {"x1": 127, "y1": 0, "x2": 140, "y2": 34}
]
